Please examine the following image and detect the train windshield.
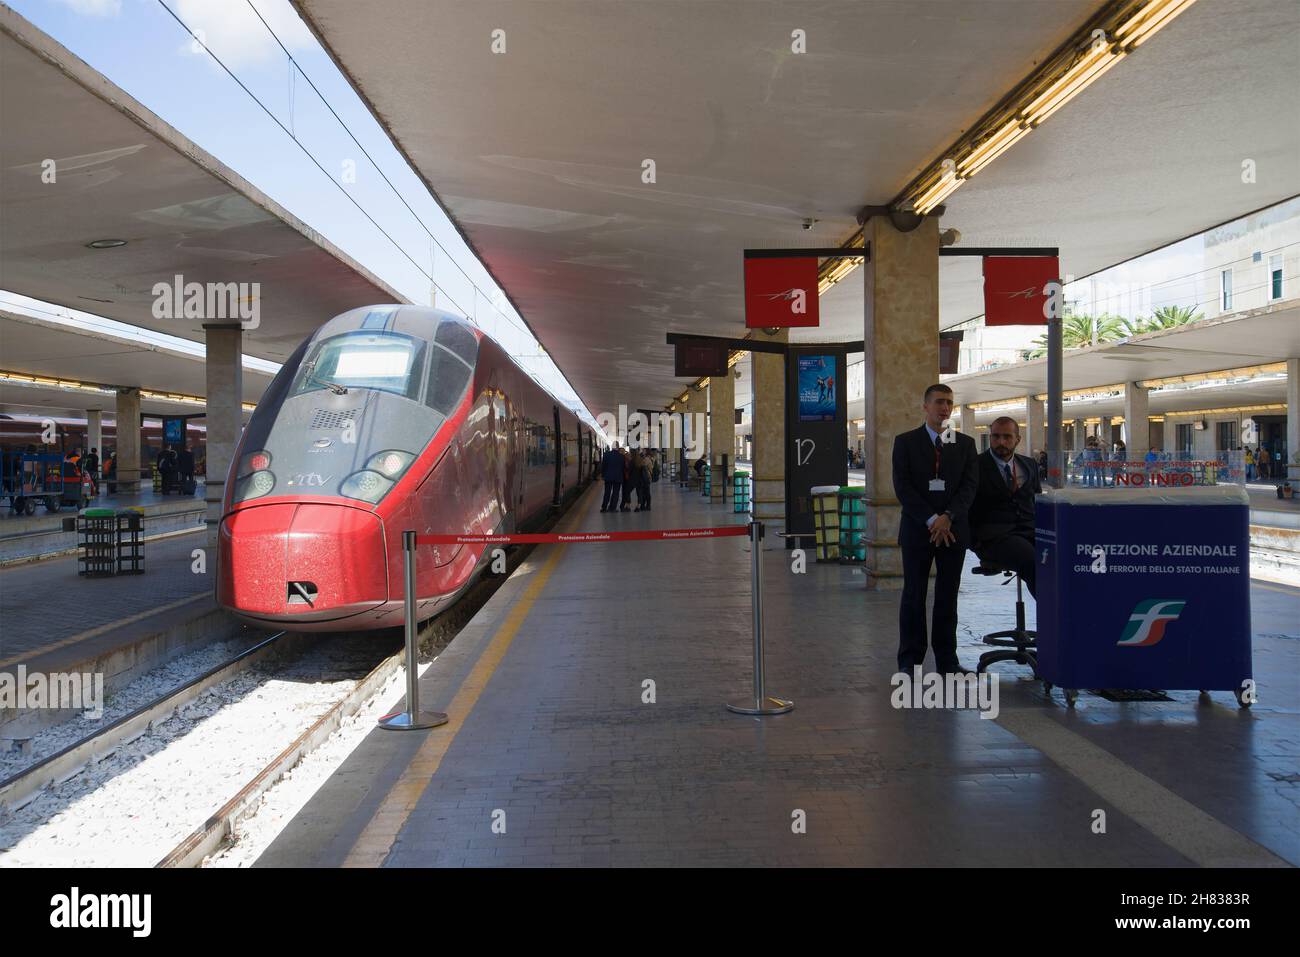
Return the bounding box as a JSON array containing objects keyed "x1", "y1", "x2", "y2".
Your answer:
[{"x1": 290, "y1": 331, "x2": 426, "y2": 401}]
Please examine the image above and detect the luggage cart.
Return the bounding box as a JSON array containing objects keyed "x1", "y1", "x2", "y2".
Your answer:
[{"x1": 2, "y1": 451, "x2": 85, "y2": 516}]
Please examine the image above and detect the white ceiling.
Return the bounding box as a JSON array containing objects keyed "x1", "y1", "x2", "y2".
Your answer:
[
  {"x1": 938, "y1": 0, "x2": 1300, "y2": 328},
  {"x1": 294, "y1": 0, "x2": 1300, "y2": 419},
  {"x1": 0, "y1": 7, "x2": 403, "y2": 364},
  {"x1": 294, "y1": 0, "x2": 1108, "y2": 415}
]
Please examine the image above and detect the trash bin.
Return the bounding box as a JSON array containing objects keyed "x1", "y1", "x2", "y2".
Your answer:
[
  {"x1": 733, "y1": 471, "x2": 750, "y2": 514},
  {"x1": 838, "y1": 487, "x2": 867, "y2": 562},
  {"x1": 116, "y1": 507, "x2": 145, "y2": 575},
  {"x1": 77, "y1": 507, "x2": 118, "y2": 577},
  {"x1": 810, "y1": 485, "x2": 841, "y2": 561},
  {"x1": 1036, "y1": 485, "x2": 1252, "y2": 705}
]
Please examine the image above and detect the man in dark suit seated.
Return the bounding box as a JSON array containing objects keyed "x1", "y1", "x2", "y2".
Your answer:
[
  {"x1": 892, "y1": 383, "x2": 980, "y2": 675},
  {"x1": 970, "y1": 416, "x2": 1041, "y2": 597}
]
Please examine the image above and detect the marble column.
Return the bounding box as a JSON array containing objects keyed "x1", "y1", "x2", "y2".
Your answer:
[
  {"x1": 750, "y1": 328, "x2": 789, "y2": 535},
  {"x1": 114, "y1": 388, "x2": 141, "y2": 495},
  {"x1": 1287, "y1": 358, "x2": 1298, "y2": 479},
  {"x1": 204, "y1": 324, "x2": 243, "y2": 552},
  {"x1": 1124, "y1": 382, "x2": 1150, "y2": 454},
  {"x1": 708, "y1": 366, "x2": 735, "y2": 501},
  {"x1": 86, "y1": 409, "x2": 103, "y2": 466},
  {"x1": 1024, "y1": 395, "x2": 1045, "y2": 457},
  {"x1": 863, "y1": 215, "x2": 939, "y2": 589}
]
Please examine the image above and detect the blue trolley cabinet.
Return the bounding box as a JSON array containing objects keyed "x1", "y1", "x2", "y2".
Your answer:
[{"x1": 1035, "y1": 485, "x2": 1252, "y2": 708}]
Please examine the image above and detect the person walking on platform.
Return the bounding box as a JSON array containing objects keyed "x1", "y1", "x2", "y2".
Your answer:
[
  {"x1": 177, "y1": 445, "x2": 196, "y2": 494},
  {"x1": 634, "y1": 450, "x2": 653, "y2": 511},
  {"x1": 892, "y1": 383, "x2": 979, "y2": 675},
  {"x1": 970, "y1": 416, "x2": 1041, "y2": 598},
  {"x1": 600, "y1": 444, "x2": 624, "y2": 512},
  {"x1": 619, "y1": 447, "x2": 634, "y2": 511}
]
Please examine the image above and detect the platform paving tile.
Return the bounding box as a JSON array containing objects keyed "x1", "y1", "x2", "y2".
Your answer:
[
  {"x1": 0, "y1": 530, "x2": 214, "y2": 666},
  {"x1": 258, "y1": 481, "x2": 1298, "y2": 867}
]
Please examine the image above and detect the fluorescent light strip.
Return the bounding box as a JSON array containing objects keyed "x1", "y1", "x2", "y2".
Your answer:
[
  {"x1": 1022, "y1": 43, "x2": 1110, "y2": 117},
  {"x1": 1028, "y1": 52, "x2": 1122, "y2": 124},
  {"x1": 914, "y1": 176, "x2": 964, "y2": 215},
  {"x1": 962, "y1": 125, "x2": 1033, "y2": 177},
  {"x1": 958, "y1": 119, "x2": 1025, "y2": 172},
  {"x1": 901, "y1": 0, "x2": 1199, "y2": 215}
]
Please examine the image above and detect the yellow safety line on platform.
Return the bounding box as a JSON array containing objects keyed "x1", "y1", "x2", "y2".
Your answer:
[
  {"x1": 344, "y1": 489, "x2": 596, "y2": 867},
  {"x1": 0, "y1": 593, "x2": 208, "y2": 669}
]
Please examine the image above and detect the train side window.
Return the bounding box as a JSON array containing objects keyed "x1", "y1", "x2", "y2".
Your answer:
[{"x1": 425, "y1": 345, "x2": 473, "y2": 416}]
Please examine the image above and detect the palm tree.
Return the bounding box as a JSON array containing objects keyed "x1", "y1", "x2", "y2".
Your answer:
[
  {"x1": 1140, "y1": 304, "x2": 1204, "y2": 331},
  {"x1": 1026, "y1": 313, "x2": 1125, "y2": 358}
]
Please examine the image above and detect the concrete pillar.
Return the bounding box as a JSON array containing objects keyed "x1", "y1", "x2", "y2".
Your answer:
[
  {"x1": 750, "y1": 328, "x2": 789, "y2": 533},
  {"x1": 114, "y1": 387, "x2": 141, "y2": 494},
  {"x1": 1124, "y1": 382, "x2": 1150, "y2": 455},
  {"x1": 862, "y1": 214, "x2": 939, "y2": 589},
  {"x1": 1071, "y1": 419, "x2": 1085, "y2": 452},
  {"x1": 848, "y1": 419, "x2": 861, "y2": 456},
  {"x1": 1100, "y1": 416, "x2": 1114, "y2": 451},
  {"x1": 86, "y1": 409, "x2": 103, "y2": 466},
  {"x1": 1288, "y1": 358, "x2": 1299, "y2": 479},
  {"x1": 708, "y1": 367, "x2": 734, "y2": 501},
  {"x1": 1024, "y1": 396, "x2": 1045, "y2": 457},
  {"x1": 204, "y1": 324, "x2": 243, "y2": 551}
]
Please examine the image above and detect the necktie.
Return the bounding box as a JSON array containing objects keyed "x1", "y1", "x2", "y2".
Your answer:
[{"x1": 1004, "y1": 461, "x2": 1018, "y2": 492}]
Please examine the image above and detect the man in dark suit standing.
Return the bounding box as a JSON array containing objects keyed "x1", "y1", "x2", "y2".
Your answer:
[
  {"x1": 970, "y1": 416, "x2": 1041, "y2": 597},
  {"x1": 892, "y1": 383, "x2": 980, "y2": 674},
  {"x1": 600, "y1": 445, "x2": 625, "y2": 512}
]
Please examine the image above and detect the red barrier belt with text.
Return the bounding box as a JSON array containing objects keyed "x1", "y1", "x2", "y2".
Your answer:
[{"x1": 417, "y1": 525, "x2": 751, "y2": 546}]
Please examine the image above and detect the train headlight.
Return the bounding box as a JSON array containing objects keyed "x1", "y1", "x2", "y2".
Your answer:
[
  {"x1": 365, "y1": 449, "x2": 415, "y2": 478},
  {"x1": 235, "y1": 469, "x2": 276, "y2": 502},
  {"x1": 340, "y1": 469, "x2": 394, "y2": 504}
]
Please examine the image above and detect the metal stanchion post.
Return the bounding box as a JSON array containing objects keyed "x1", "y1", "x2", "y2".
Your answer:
[
  {"x1": 379, "y1": 530, "x2": 449, "y2": 731},
  {"x1": 727, "y1": 521, "x2": 793, "y2": 715}
]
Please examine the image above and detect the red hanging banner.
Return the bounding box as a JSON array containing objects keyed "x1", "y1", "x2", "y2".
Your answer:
[
  {"x1": 982, "y1": 255, "x2": 1060, "y2": 326},
  {"x1": 744, "y1": 257, "x2": 820, "y2": 328}
]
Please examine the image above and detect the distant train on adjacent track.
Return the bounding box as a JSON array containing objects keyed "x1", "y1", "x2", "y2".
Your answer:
[{"x1": 218, "y1": 305, "x2": 599, "y2": 631}]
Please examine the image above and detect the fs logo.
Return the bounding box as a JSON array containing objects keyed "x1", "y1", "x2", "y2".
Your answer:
[{"x1": 1116, "y1": 599, "x2": 1186, "y2": 647}]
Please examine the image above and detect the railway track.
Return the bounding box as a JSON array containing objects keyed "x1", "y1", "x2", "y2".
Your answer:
[{"x1": 0, "y1": 629, "x2": 300, "y2": 813}]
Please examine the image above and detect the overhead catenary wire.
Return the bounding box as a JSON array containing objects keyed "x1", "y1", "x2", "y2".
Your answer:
[
  {"x1": 151, "y1": 0, "x2": 541, "y2": 353},
  {"x1": 239, "y1": 0, "x2": 547, "y2": 351}
]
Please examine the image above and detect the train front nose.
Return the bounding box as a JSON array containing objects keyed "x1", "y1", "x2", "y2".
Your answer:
[{"x1": 218, "y1": 502, "x2": 389, "y2": 626}]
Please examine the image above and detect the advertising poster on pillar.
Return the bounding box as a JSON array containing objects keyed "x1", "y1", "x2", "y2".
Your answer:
[
  {"x1": 785, "y1": 348, "x2": 848, "y2": 543},
  {"x1": 797, "y1": 355, "x2": 838, "y2": 421}
]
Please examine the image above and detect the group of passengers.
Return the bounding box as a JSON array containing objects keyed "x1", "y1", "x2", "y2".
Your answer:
[{"x1": 600, "y1": 446, "x2": 659, "y2": 512}]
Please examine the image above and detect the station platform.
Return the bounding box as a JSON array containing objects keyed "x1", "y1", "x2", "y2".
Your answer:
[
  {"x1": 256, "y1": 480, "x2": 1299, "y2": 868},
  {"x1": 1, "y1": 484, "x2": 205, "y2": 565},
  {"x1": 0, "y1": 530, "x2": 247, "y2": 736}
]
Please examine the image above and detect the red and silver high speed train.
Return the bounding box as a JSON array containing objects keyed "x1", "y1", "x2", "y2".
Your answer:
[{"x1": 217, "y1": 305, "x2": 599, "y2": 631}]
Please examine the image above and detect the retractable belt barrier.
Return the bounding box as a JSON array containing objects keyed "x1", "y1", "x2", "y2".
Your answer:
[
  {"x1": 379, "y1": 521, "x2": 793, "y2": 731},
  {"x1": 416, "y1": 526, "x2": 749, "y2": 545}
]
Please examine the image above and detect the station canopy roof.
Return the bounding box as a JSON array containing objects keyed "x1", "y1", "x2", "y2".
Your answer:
[
  {"x1": 294, "y1": 0, "x2": 1300, "y2": 416},
  {"x1": 0, "y1": 6, "x2": 403, "y2": 372},
  {"x1": 0, "y1": 308, "x2": 274, "y2": 419},
  {"x1": 946, "y1": 299, "x2": 1300, "y2": 407}
]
